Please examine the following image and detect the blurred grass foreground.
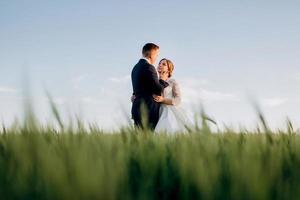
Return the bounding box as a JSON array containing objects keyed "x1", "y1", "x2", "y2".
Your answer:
[{"x1": 0, "y1": 98, "x2": 300, "y2": 200}]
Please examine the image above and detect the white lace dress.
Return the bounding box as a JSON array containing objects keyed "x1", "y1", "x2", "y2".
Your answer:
[{"x1": 154, "y1": 78, "x2": 189, "y2": 134}]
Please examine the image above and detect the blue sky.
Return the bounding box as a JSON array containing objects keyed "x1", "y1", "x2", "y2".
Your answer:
[{"x1": 1, "y1": 0, "x2": 300, "y2": 130}]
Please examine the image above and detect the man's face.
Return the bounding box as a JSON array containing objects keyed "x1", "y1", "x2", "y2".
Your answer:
[{"x1": 150, "y1": 49, "x2": 159, "y2": 64}]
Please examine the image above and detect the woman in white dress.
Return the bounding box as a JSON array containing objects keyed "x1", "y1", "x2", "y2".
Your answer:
[{"x1": 153, "y1": 58, "x2": 189, "y2": 134}]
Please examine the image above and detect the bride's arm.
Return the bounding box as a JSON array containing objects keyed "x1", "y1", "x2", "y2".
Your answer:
[
  {"x1": 153, "y1": 80, "x2": 181, "y2": 105},
  {"x1": 170, "y1": 80, "x2": 181, "y2": 105}
]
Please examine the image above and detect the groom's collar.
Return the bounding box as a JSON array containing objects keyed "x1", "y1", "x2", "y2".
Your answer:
[{"x1": 141, "y1": 57, "x2": 151, "y2": 64}]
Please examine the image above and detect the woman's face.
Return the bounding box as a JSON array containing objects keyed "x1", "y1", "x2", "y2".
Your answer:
[{"x1": 157, "y1": 60, "x2": 169, "y2": 78}]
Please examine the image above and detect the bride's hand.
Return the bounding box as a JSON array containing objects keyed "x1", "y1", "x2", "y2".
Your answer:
[
  {"x1": 159, "y1": 73, "x2": 169, "y2": 81},
  {"x1": 153, "y1": 95, "x2": 164, "y2": 103}
]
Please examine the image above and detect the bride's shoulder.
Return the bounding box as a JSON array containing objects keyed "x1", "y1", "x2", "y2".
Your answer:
[{"x1": 167, "y1": 78, "x2": 179, "y2": 85}]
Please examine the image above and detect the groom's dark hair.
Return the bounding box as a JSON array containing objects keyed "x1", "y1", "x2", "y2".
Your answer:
[{"x1": 142, "y1": 43, "x2": 159, "y2": 58}]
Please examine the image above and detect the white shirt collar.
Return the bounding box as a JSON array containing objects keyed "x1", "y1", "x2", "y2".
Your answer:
[{"x1": 142, "y1": 57, "x2": 151, "y2": 64}]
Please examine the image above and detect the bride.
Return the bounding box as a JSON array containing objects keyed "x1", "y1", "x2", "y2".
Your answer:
[{"x1": 152, "y1": 58, "x2": 189, "y2": 134}]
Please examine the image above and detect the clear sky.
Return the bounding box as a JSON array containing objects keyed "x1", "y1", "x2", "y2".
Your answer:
[{"x1": 1, "y1": 0, "x2": 300, "y2": 130}]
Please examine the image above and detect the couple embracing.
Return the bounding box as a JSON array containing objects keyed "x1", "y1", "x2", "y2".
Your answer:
[{"x1": 131, "y1": 43, "x2": 188, "y2": 134}]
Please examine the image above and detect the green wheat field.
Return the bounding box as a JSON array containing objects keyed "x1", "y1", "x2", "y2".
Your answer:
[{"x1": 0, "y1": 99, "x2": 300, "y2": 200}]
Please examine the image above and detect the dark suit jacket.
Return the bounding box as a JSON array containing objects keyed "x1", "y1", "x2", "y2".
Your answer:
[{"x1": 131, "y1": 59, "x2": 169, "y2": 129}]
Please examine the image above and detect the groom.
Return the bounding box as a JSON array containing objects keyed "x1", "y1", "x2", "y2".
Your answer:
[{"x1": 131, "y1": 43, "x2": 169, "y2": 130}]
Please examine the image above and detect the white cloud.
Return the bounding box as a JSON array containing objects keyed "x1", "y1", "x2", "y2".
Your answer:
[
  {"x1": 108, "y1": 75, "x2": 130, "y2": 83},
  {"x1": 71, "y1": 74, "x2": 89, "y2": 90},
  {"x1": 262, "y1": 97, "x2": 288, "y2": 107},
  {"x1": 53, "y1": 97, "x2": 66, "y2": 105},
  {"x1": 181, "y1": 87, "x2": 239, "y2": 103},
  {"x1": 80, "y1": 97, "x2": 101, "y2": 104},
  {"x1": 0, "y1": 86, "x2": 17, "y2": 93},
  {"x1": 72, "y1": 74, "x2": 89, "y2": 82},
  {"x1": 179, "y1": 78, "x2": 239, "y2": 104},
  {"x1": 178, "y1": 77, "x2": 209, "y2": 86},
  {"x1": 201, "y1": 89, "x2": 239, "y2": 102}
]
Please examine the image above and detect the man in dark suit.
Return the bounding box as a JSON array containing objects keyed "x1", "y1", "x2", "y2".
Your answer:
[{"x1": 131, "y1": 43, "x2": 169, "y2": 130}]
